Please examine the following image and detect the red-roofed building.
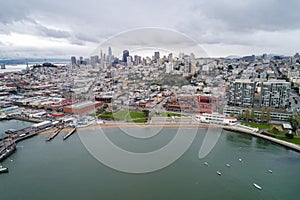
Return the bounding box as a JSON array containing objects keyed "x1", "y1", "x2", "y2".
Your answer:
[{"x1": 195, "y1": 95, "x2": 219, "y2": 113}]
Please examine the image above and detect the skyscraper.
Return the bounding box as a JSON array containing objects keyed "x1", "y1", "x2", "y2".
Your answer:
[
  {"x1": 154, "y1": 51, "x2": 160, "y2": 63},
  {"x1": 91, "y1": 55, "x2": 99, "y2": 66},
  {"x1": 134, "y1": 55, "x2": 141, "y2": 66},
  {"x1": 108, "y1": 46, "x2": 112, "y2": 57},
  {"x1": 184, "y1": 57, "x2": 191, "y2": 73},
  {"x1": 107, "y1": 46, "x2": 113, "y2": 64},
  {"x1": 71, "y1": 56, "x2": 76, "y2": 66},
  {"x1": 127, "y1": 56, "x2": 133, "y2": 67},
  {"x1": 122, "y1": 50, "x2": 129, "y2": 63}
]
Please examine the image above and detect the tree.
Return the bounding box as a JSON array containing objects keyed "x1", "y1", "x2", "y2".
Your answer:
[
  {"x1": 244, "y1": 109, "x2": 249, "y2": 122},
  {"x1": 289, "y1": 114, "x2": 300, "y2": 132},
  {"x1": 266, "y1": 108, "x2": 271, "y2": 122},
  {"x1": 251, "y1": 109, "x2": 255, "y2": 121},
  {"x1": 285, "y1": 132, "x2": 294, "y2": 139},
  {"x1": 260, "y1": 107, "x2": 265, "y2": 122}
]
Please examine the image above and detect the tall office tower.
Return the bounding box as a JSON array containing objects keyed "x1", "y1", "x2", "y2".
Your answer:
[
  {"x1": 91, "y1": 55, "x2": 99, "y2": 66},
  {"x1": 165, "y1": 62, "x2": 173, "y2": 73},
  {"x1": 122, "y1": 50, "x2": 130, "y2": 63},
  {"x1": 107, "y1": 46, "x2": 113, "y2": 63},
  {"x1": 127, "y1": 56, "x2": 133, "y2": 67},
  {"x1": 134, "y1": 55, "x2": 141, "y2": 66},
  {"x1": 71, "y1": 56, "x2": 76, "y2": 66},
  {"x1": 261, "y1": 80, "x2": 291, "y2": 109},
  {"x1": 227, "y1": 79, "x2": 255, "y2": 108},
  {"x1": 191, "y1": 60, "x2": 197, "y2": 75},
  {"x1": 190, "y1": 53, "x2": 195, "y2": 60},
  {"x1": 100, "y1": 50, "x2": 103, "y2": 58},
  {"x1": 184, "y1": 57, "x2": 191, "y2": 73},
  {"x1": 154, "y1": 52, "x2": 160, "y2": 63},
  {"x1": 108, "y1": 46, "x2": 112, "y2": 57}
]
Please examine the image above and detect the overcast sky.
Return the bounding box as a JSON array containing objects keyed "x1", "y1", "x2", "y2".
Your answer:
[{"x1": 0, "y1": 0, "x2": 300, "y2": 59}]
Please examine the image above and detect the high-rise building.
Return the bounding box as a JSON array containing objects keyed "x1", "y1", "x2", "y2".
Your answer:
[
  {"x1": 122, "y1": 50, "x2": 129, "y2": 63},
  {"x1": 134, "y1": 55, "x2": 141, "y2": 66},
  {"x1": 91, "y1": 55, "x2": 99, "y2": 66},
  {"x1": 107, "y1": 46, "x2": 113, "y2": 64},
  {"x1": 261, "y1": 80, "x2": 291, "y2": 109},
  {"x1": 190, "y1": 53, "x2": 195, "y2": 60},
  {"x1": 227, "y1": 79, "x2": 255, "y2": 108},
  {"x1": 127, "y1": 56, "x2": 133, "y2": 67},
  {"x1": 154, "y1": 52, "x2": 160, "y2": 63},
  {"x1": 184, "y1": 57, "x2": 191, "y2": 73},
  {"x1": 71, "y1": 56, "x2": 76, "y2": 66},
  {"x1": 165, "y1": 62, "x2": 173, "y2": 73},
  {"x1": 108, "y1": 46, "x2": 112, "y2": 57}
]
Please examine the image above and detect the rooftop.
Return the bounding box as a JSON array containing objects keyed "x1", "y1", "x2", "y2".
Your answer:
[{"x1": 64, "y1": 101, "x2": 97, "y2": 109}]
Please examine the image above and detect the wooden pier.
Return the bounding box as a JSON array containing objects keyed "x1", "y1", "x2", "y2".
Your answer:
[
  {"x1": 45, "y1": 128, "x2": 62, "y2": 141},
  {"x1": 63, "y1": 128, "x2": 76, "y2": 140}
]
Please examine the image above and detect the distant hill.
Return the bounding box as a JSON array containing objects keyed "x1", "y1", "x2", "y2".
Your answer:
[{"x1": 0, "y1": 58, "x2": 69, "y2": 65}]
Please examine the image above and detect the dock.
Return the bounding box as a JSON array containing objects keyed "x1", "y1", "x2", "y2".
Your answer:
[
  {"x1": 63, "y1": 128, "x2": 76, "y2": 140},
  {"x1": 45, "y1": 128, "x2": 62, "y2": 141}
]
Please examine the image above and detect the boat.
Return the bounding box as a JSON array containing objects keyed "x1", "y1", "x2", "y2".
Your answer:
[
  {"x1": 0, "y1": 166, "x2": 8, "y2": 173},
  {"x1": 204, "y1": 162, "x2": 209, "y2": 166},
  {"x1": 0, "y1": 143, "x2": 17, "y2": 162},
  {"x1": 217, "y1": 171, "x2": 222, "y2": 176},
  {"x1": 253, "y1": 183, "x2": 262, "y2": 190},
  {"x1": 226, "y1": 164, "x2": 231, "y2": 167},
  {"x1": 268, "y1": 170, "x2": 273, "y2": 173},
  {"x1": 239, "y1": 158, "x2": 242, "y2": 162}
]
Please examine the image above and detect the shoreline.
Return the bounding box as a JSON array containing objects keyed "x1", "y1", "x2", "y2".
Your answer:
[
  {"x1": 77, "y1": 123, "x2": 210, "y2": 130},
  {"x1": 76, "y1": 122, "x2": 300, "y2": 153},
  {"x1": 33, "y1": 121, "x2": 300, "y2": 153}
]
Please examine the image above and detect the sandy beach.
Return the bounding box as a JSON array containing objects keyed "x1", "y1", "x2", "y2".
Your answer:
[{"x1": 76, "y1": 123, "x2": 211, "y2": 131}]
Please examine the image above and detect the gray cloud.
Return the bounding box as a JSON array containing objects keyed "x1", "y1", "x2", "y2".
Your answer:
[
  {"x1": 0, "y1": 0, "x2": 300, "y2": 58},
  {"x1": 35, "y1": 23, "x2": 71, "y2": 39},
  {"x1": 194, "y1": 0, "x2": 300, "y2": 32}
]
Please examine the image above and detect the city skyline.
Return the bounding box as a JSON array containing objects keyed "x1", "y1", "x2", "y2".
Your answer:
[{"x1": 1, "y1": 0, "x2": 300, "y2": 59}]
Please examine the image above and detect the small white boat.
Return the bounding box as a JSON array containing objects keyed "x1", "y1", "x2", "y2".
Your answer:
[
  {"x1": 217, "y1": 171, "x2": 222, "y2": 176},
  {"x1": 0, "y1": 166, "x2": 8, "y2": 173},
  {"x1": 253, "y1": 183, "x2": 262, "y2": 190},
  {"x1": 226, "y1": 164, "x2": 231, "y2": 167},
  {"x1": 268, "y1": 170, "x2": 273, "y2": 173},
  {"x1": 204, "y1": 162, "x2": 209, "y2": 166},
  {"x1": 239, "y1": 158, "x2": 242, "y2": 162}
]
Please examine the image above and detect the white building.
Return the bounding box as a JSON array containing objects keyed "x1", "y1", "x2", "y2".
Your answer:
[{"x1": 195, "y1": 113, "x2": 237, "y2": 125}]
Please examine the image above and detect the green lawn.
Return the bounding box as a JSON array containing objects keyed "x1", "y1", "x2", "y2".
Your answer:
[
  {"x1": 113, "y1": 110, "x2": 128, "y2": 121},
  {"x1": 98, "y1": 109, "x2": 148, "y2": 122},
  {"x1": 268, "y1": 129, "x2": 288, "y2": 135},
  {"x1": 159, "y1": 112, "x2": 184, "y2": 117},
  {"x1": 129, "y1": 111, "x2": 147, "y2": 119},
  {"x1": 98, "y1": 111, "x2": 114, "y2": 120},
  {"x1": 279, "y1": 137, "x2": 300, "y2": 145},
  {"x1": 241, "y1": 122, "x2": 271, "y2": 130}
]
